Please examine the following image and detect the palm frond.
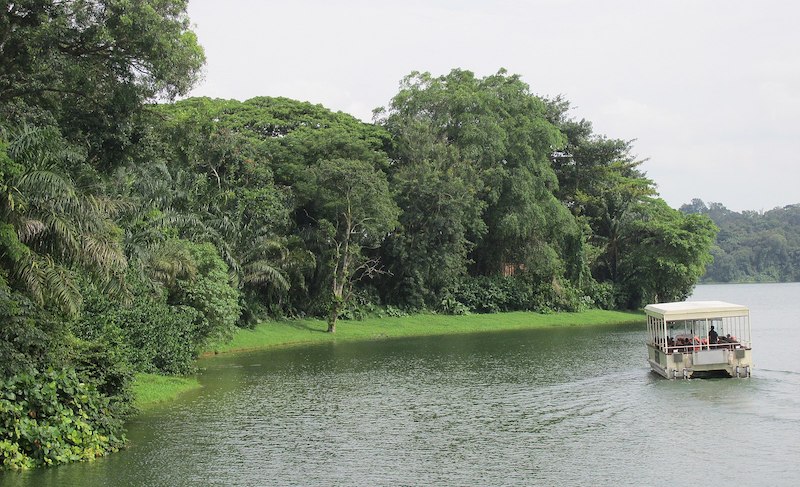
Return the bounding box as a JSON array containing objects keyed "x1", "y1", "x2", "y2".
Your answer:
[
  {"x1": 143, "y1": 239, "x2": 198, "y2": 288},
  {"x1": 14, "y1": 252, "x2": 81, "y2": 316},
  {"x1": 81, "y1": 234, "x2": 127, "y2": 273},
  {"x1": 16, "y1": 218, "x2": 46, "y2": 241},
  {"x1": 41, "y1": 263, "x2": 81, "y2": 317},
  {"x1": 14, "y1": 253, "x2": 45, "y2": 305},
  {"x1": 16, "y1": 169, "x2": 77, "y2": 202},
  {"x1": 242, "y1": 261, "x2": 290, "y2": 290}
]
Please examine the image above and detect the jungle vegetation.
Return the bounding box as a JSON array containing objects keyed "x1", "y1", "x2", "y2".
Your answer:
[
  {"x1": 681, "y1": 199, "x2": 800, "y2": 283},
  {"x1": 1, "y1": 0, "x2": 717, "y2": 469}
]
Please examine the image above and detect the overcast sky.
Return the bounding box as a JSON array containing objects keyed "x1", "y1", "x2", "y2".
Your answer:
[{"x1": 186, "y1": 0, "x2": 799, "y2": 212}]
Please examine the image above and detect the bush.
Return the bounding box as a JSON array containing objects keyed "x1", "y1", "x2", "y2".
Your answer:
[
  {"x1": 0, "y1": 369, "x2": 125, "y2": 470},
  {"x1": 78, "y1": 276, "x2": 202, "y2": 376},
  {"x1": 67, "y1": 337, "x2": 136, "y2": 420},
  {"x1": 438, "y1": 293, "x2": 470, "y2": 315},
  {"x1": 0, "y1": 287, "x2": 70, "y2": 379},
  {"x1": 582, "y1": 280, "x2": 616, "y2": 310},
  {"x1": 452, "y1": 274, "x2": 591, "y2": 314},
  {"x1": 171, "y1": 242, "x2": 240, "y2": 345}
]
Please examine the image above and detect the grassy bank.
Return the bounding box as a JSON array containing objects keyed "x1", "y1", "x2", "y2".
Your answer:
[
  {"x1": 132, "y1": 373, "x2": 201, "y2": 410},
  {"x1": 133, "y1": 309, "x2": 643, "y2": 409},
  {"x1": 208, "y1": 309, "x2": 643, "y2": 354}
]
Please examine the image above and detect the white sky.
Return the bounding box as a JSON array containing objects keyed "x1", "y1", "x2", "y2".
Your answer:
[{"x1": 186, "y1": 0, "x2": 799, "y2": 212}]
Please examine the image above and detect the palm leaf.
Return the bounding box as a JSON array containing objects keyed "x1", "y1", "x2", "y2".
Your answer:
[{"x1": 242, "y1": 261, "x2": 290, "y2": 290}]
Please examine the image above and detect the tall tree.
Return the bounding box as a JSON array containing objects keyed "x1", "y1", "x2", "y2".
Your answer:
[
  {"x1": 378, "y1": 69, "x2": 580, "y2": 288},
  {"x1": 155, "y1": 96, "x2": 393, "y2": 316},
  {"x1": 621, "y1": 199, "x2": 717, "y2": 305},
  {"x1": 302, "y1": 159, "x2": 399, "y2": 333},
  {"x1": 0, "y1": 0, "x2": 205, "y2": 167},
  {"x1": 0, "y1": 124, "x2": 126, "y2": 316},
  {"x1": 375, "y1": 116, "x2": 486, "y2": 308}
]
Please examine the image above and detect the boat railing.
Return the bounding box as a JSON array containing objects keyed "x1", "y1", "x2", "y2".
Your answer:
[
  {"x1": 656, "y1": 342, "x2": 750, "y2": 354},
  {"x1": 651, "y1": 337, "x2": 750, "y2": 354}
]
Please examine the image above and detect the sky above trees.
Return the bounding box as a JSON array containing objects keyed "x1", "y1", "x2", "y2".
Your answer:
[{"x1": 185, "y1": 0, "x2": 799, "y2": 212}]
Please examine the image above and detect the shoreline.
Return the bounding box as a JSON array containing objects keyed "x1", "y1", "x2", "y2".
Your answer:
[{"x1": 132, "y1": 309, "x2": 643, "y2": 409}]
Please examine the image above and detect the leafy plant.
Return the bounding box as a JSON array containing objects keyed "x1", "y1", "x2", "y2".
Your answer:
[{"x1": 0, "y1": 369, "x2": 126, "y2": 470}]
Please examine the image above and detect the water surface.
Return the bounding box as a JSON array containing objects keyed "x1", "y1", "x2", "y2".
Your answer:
[{"x1": 3, "y1": 283, "x2": 799, "y2": 486}]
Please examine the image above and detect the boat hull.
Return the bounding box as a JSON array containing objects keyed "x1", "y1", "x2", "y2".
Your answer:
[{"x1": 647, "y1": 344, "x2": 752, "y2": 379}]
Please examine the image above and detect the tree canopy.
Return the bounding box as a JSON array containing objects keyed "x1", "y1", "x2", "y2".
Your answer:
[
  {"x1": 682, "y1": 200, "x2": 800, "y2": 283},
  {"x1": 1, "y1": 4, "x2": 720, "y2": 468}
]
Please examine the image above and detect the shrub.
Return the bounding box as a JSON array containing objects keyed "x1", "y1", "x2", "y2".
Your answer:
[
  {"x1": 0, "y1": 287, "x2": 70, "y2": 379},
  {"x1": 582, "y1": 280, "x2": 616, "y2": 310},
  {"x1": 438, "y1": 293, "x2": 470, "y2": 315},
  {"x1": 0, "y1": 369, "x2": 125, "y2": 470},
  {"x1": 78, "y1": 276, "x2": 202, "y2": 376},
  {"x1": 67, "y1": 337, "x2": 136, "y2": 420},
  {"x1": 452, "y1": 274, "x2": 591, "y2": 314},
  {"x1": 170, "y1": 242, "x2": 240, "y2": 345}
]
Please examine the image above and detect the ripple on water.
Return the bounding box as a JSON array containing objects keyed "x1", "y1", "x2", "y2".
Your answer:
[{"x1": 4, "y1": 289, "x2": 800, "y2": 487}]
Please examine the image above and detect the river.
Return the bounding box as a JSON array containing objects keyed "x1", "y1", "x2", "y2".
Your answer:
[{"x1": 2, "y1": 283, "x2": 799, "y2": 486}]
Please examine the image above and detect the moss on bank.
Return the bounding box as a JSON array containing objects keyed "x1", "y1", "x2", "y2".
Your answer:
[{"x1": 134, "y1": 309, "x2": 643, "y2": 409}]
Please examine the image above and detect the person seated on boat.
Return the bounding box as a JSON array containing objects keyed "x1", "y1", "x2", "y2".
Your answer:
[
  {"x1": 667, "y1": 336, "x2": 675, "y2": 348},
  {"x1": 708, "y1": 325, "x2": 719, "y2": 345}
]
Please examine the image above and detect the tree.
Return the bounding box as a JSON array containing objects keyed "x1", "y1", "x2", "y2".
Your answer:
[
  {"x1": 545, "y1": 97, "x2": 672, "y2": 306},
  {"x1": 685, "y1": 202, "x2": 800, "y2": 283},
  {"x1": 377, "y1": 69, "x2": 579, "y2": 287},
  {"x1": 303, "y1": 159, "x2": 399, "y2": 332},
  {"x1": 575, "y1": 162, "x2": 656, "y2": 286},
  {"x1": 0, "y1": 124, "x2": 126, "y2": 316},
  {"x1": 155, "y1": 97, "x2": 394, "y2": 317},
  {"x1": 620, "y1": 199, "x2": 717, "y2": 306},
  {"x1": 0, "y1": 0, "x2": 205, "y2": 167},
  {"x1": 375, "y1": 115, "x2": 486, "y2": 308}
]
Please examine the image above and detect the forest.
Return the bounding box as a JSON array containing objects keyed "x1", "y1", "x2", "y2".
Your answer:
[
  {"x1": 681, "y1": 199, "x2": 800, "y2": 283},
  {"x1": 0, "y1": 1, "x2": 716, "y2": 469}
]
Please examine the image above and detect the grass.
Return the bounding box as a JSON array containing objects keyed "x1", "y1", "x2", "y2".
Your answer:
[
  {"x1": 132, "y1": 309, "x2": 643, "y2": 410},
  {"x1": 131, "y1": 373, "x2": 201, "y2": 410},
  {"x1": 206, "y1": 309, "x2": 644, "y2": 355}
]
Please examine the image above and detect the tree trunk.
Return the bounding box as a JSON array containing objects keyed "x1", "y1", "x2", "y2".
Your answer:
[
  {"x1": 327, "y1": 302, "x2": 339, "y2": 333},
  {"x1": 326, "y1": 217, "x2": 351, "y2": 334}
]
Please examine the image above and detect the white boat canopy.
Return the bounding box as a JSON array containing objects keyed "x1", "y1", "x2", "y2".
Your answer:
[{"x1": 644, "y1": 301, "x2": 749, "y2": 321}]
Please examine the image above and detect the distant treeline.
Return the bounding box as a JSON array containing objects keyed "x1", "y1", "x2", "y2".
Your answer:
[
  {"x1": 1, "y1": 1, "x2": 716, "y2": 469},
  {"x1": 681, "y1": 200, "x2": 800, "y2": 283}
]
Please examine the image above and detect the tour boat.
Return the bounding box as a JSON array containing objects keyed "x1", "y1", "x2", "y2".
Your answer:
[{"x1": 645, "y1": 300, "x2": 752, "y2": 379}]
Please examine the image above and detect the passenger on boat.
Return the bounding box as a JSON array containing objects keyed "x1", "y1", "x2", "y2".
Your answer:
[
  {"x1": 675, "y1": 336, "x2": 692, "y2": 352},
  {"x1": 709, "y1": 325, "x2": 719, "y2": 344}
]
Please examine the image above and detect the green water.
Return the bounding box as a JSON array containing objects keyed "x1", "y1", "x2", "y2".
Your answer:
[{"x1": 3, "y1": 283, "x2": 799, "y2": 486}]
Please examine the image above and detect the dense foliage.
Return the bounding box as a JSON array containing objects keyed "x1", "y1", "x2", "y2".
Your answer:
[
  {"x1": 0, "y1": 369, "x2": 125, "y2": 469},
  {"x1": 1, "y1": 1, "x2": 718, "y2": 470},
  {"x1": 1, "y1": 0, "x2": 206, "y2": 469},
  {"x1": 681, "y1": 200, "x2": 800, "y2": 283}
]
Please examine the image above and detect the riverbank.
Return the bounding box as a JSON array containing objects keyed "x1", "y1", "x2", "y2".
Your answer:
[
  {"x1": 133, "y1": 309, "x2": 643, "y2": 409},
  {"x1": 132, "y1": 373, "x2": 201, "y2": 410}
]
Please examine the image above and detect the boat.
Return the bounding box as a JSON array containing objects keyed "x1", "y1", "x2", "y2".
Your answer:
[{"x1": 645, "y1": 300, "x2": 752, "y2": 379}]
